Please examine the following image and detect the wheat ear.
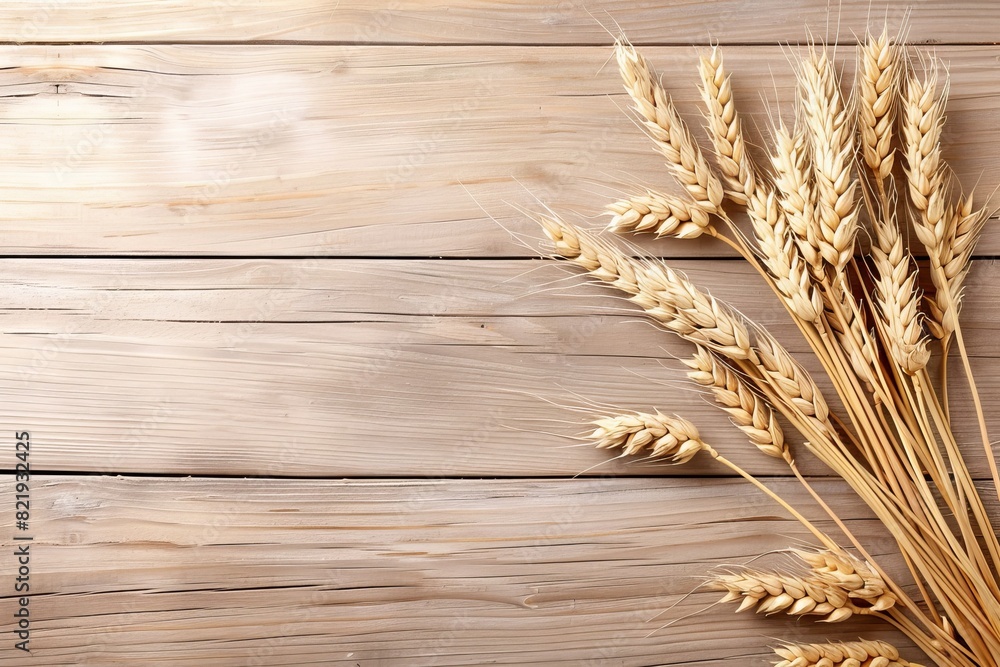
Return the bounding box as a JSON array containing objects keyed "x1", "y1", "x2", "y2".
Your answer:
[
  {"x1": 606, "y1": 190, "x2": 710, "y2": 239},
  {"x1": 871, "y1": 207, "x2": 930, "y2": 375},
  {"x1": 774, "y1": 640, "x2": 926, "y2": 667},
  {"x1": 697, "y1": 48, "x2": 823, "y2": 324},
  {"x1": 901, "y1": 64, "x2": 955, "y2": 339},
  {"x1": 858, "y1": 28, "x2": 903, "y2": 184},
  {"x1": 753, "y1": 329, "x2": 831, "y2": 426},
  {"x1": 587, "y1": 411, "x2": 705, "y2": 463},
  {"x1": 538, "y1": 214, "x2": 757, "y2": 362},
  {"x1": 792, "y1": 547, "x2": 897, "y2": 611},
  {"x1": 772, "y1": 125, "x2": 825, "y2": 277},
  {"x1": 683, "y1": 346, "x2": 786, "y2": 459},
  {"x1": 707, "y1": 569, "x2": 877, "y2": 622},
  {"x1": 924, "y1": 193, "x2": 991, "y2": 341},
  {"x1": 800, "y1": 47, "x2": 860, "y2": 271},
  {"x1": 615, "y1": 40, "x2": 725, "y2": 218},
  {"x1": 698, "y1": 45, "x2": 757, "y2": 204},
  {"x1": 749, "y1": 188, "x2": 825, "y2": 324}
]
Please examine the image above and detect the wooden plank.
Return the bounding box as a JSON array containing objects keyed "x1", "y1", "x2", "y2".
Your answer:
[
  {"x1": 2, "y1": 257, "x2": 999, "y2": 478},
  {"x1": 0, "y1": 45, "x2": 998, "y2": 258},
  {"x1": 0, "y1": 475, "x2": 938, "y2": 665},
  {"x1": 0, "y1": 1, "x2": 995, "y2": 45}
]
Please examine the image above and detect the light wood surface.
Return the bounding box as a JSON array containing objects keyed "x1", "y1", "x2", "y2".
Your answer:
[
  {"x1": 0, "y1": 2, "x2": 996, "y2": 44},
  {"x1": 1, "y1": 258, "x2": 998, "y2": 479},
  {"x1": 0, "y1": 476, "x2": 942, "y2": 666},
  {"x1": 0, "y1": 45, "x2": 996, "y2": 257},
  {"x1": 0, "y1": 2, "x2": 997, "y2": 665}
]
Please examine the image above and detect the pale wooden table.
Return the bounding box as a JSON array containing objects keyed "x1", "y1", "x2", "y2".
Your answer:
[{"x1": 0, "y1": 2, "x2": 998, "y2": 665}]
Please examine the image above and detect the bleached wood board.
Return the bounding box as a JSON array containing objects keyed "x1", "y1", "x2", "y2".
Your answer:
[
  {"x1": 0, "y1": 1, "x2": 994, "y2": 45},
  {"x1": 0, "y1": 45, "x2": 997, "y2": 257},
  {"x1": 2, "y1": 257, "x2": 998, "y2": 478},
  {"x1": 0, "y1": 475, "x2": 939, "y2": 666}
]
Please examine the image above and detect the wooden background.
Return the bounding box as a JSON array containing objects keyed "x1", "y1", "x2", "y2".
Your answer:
[{"x1": 1, "y1": 2, "x2": 999, "y2": 665}]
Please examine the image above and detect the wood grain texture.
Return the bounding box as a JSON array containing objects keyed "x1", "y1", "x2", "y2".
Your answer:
[
  {"x1": 2, "y1": 257, "x2": 998, "y2": 478},
  {"x1": 0, "y1": 1, "x2": 995, "y2": 45},
  {"x1": 0, "y1": 475, "x2": 940, "y2": 666},
  {"x1": 3, "y1": 8, "x2": 1000, "y2": 667},
  {"x1": 0, "y1": 45, "x2": 997, "y2": 257}
]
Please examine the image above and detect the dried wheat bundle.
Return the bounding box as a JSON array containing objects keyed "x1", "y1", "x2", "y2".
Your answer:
[{"x1": 529, "y1": 27, "x2": 999, "y2": 667}]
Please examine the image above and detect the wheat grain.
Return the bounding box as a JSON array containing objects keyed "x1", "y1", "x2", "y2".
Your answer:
[
  {"x1": 615, "y1": 40, "x2": 725, "y2": 216},
  {"x1": 774, "y1": 640, "x2": 926, "y2": 667}
]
